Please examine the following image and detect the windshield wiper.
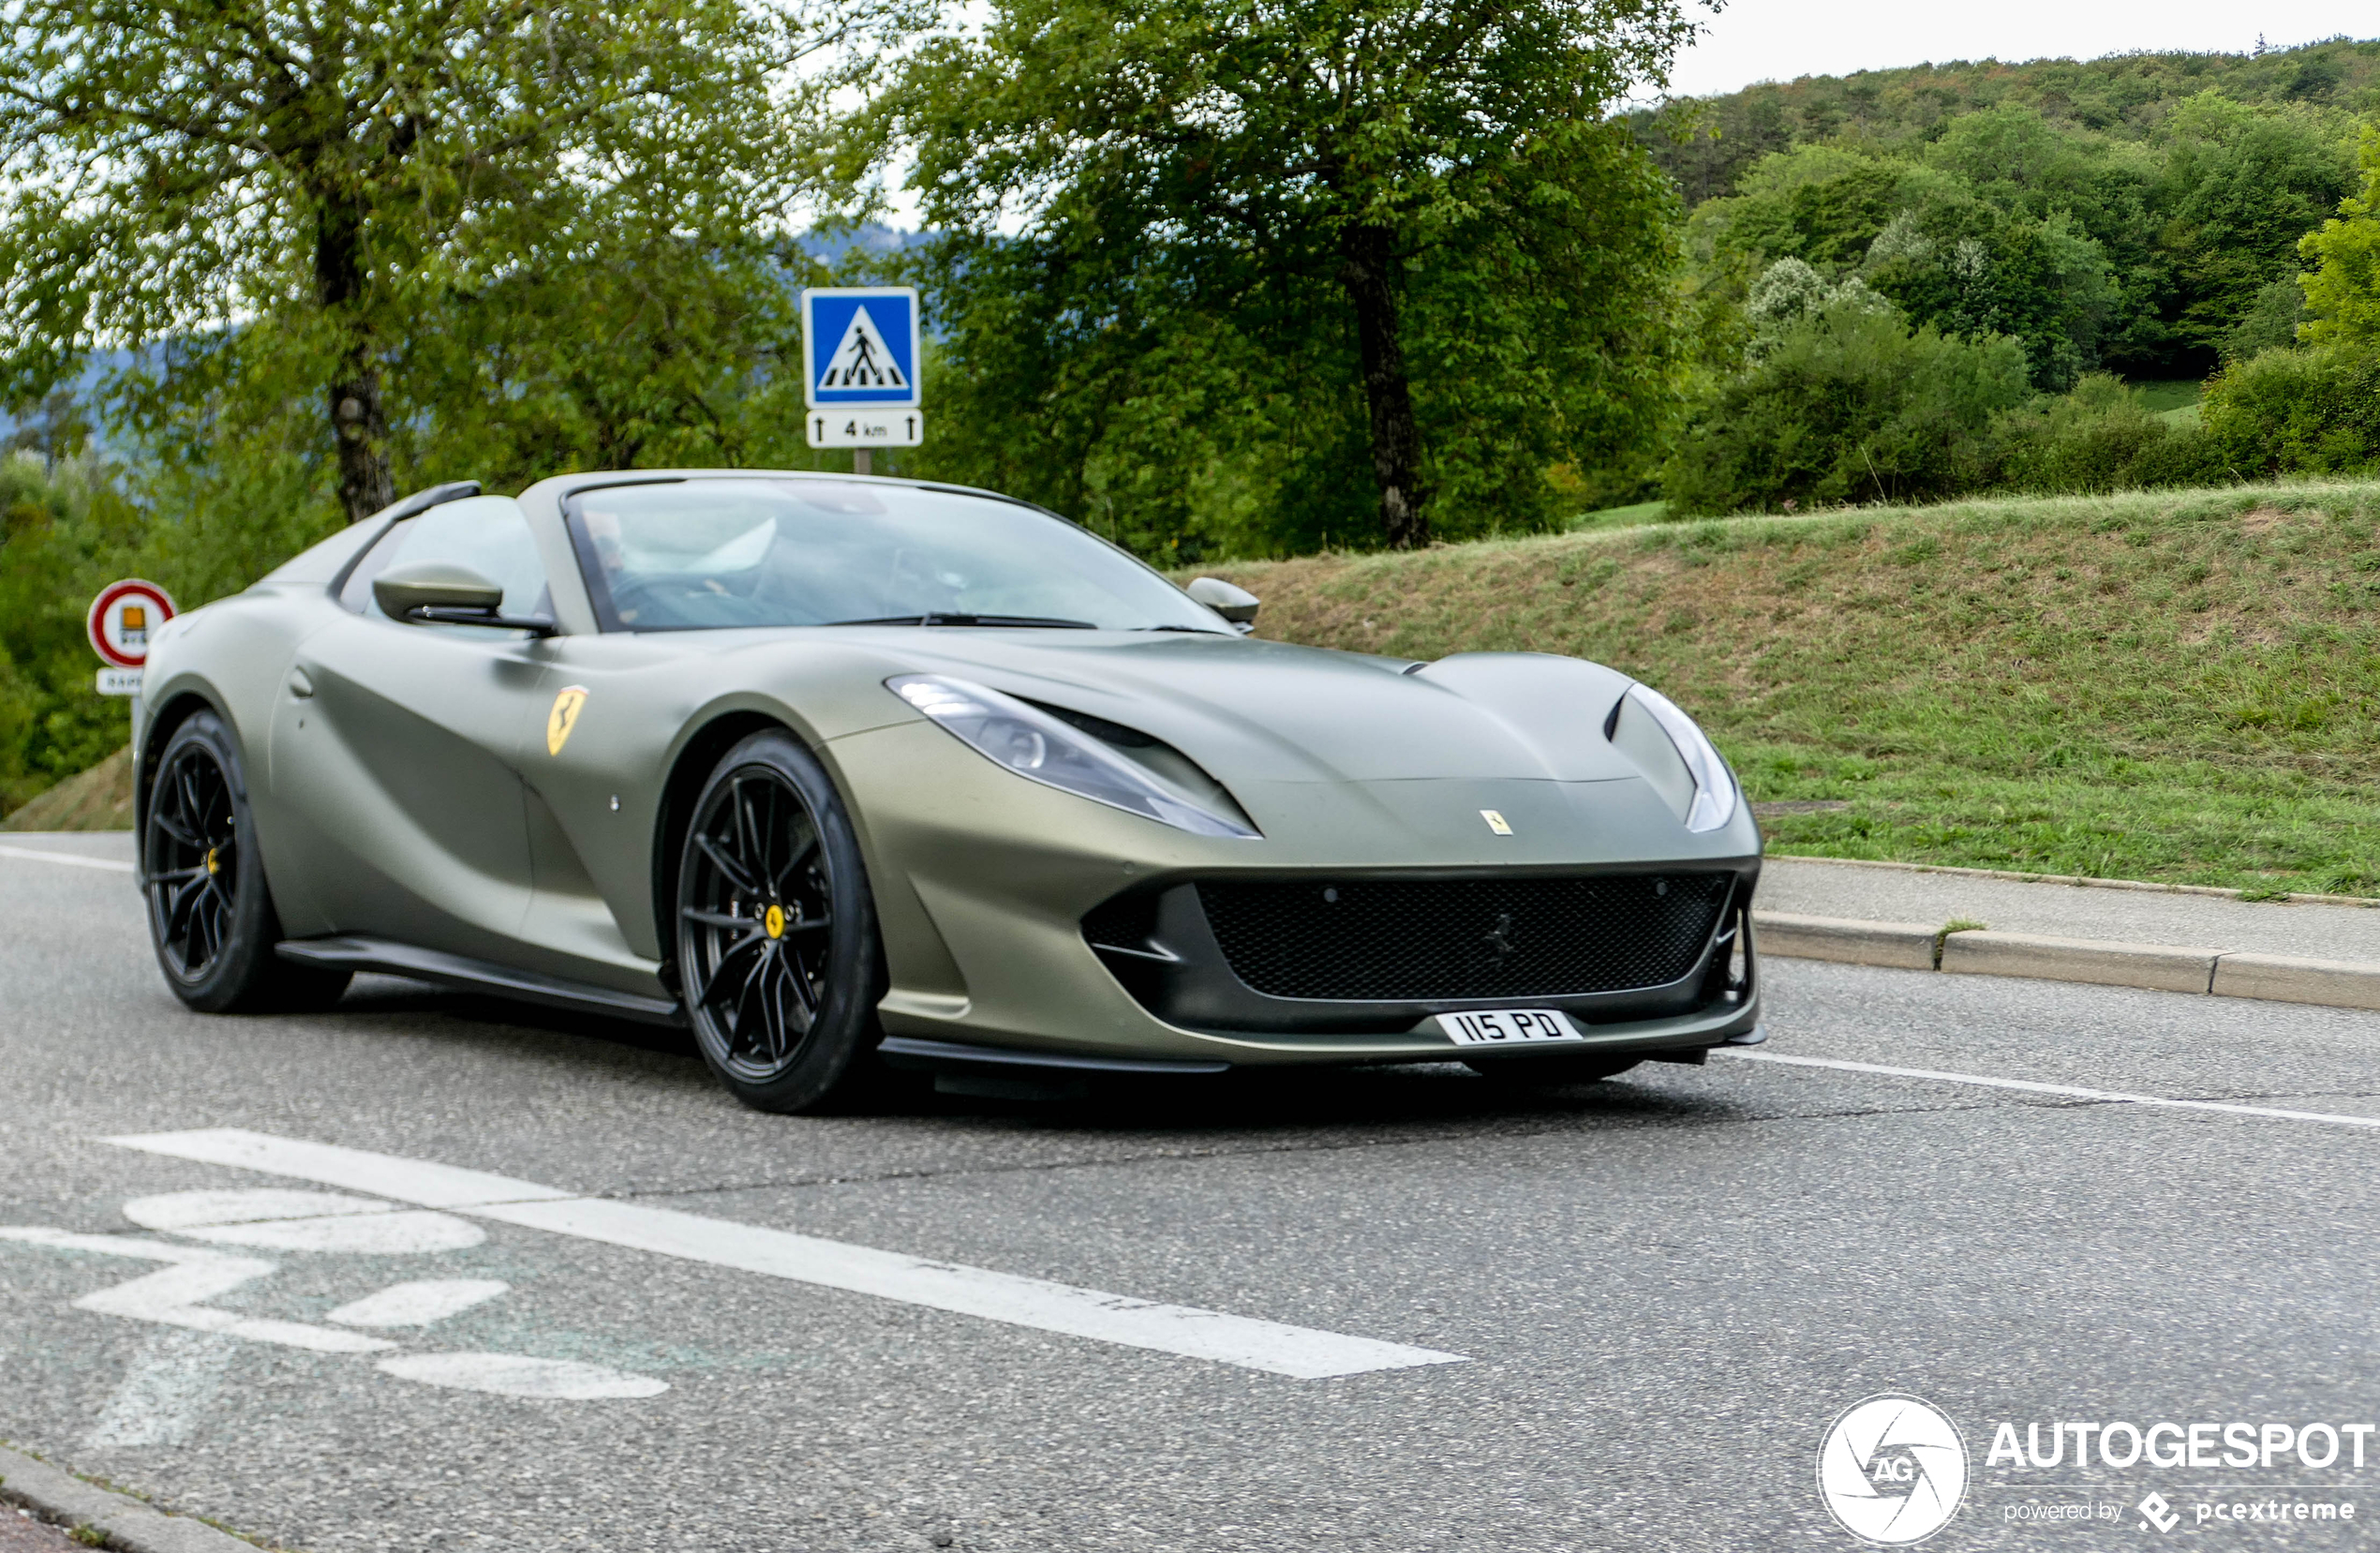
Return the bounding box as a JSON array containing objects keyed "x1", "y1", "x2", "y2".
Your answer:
[
  {"x1": 823, "y1": 612, "x2": 1099, "y2": 629},
  {"x1": 1137, "y1": 624, "x2": 1229, "y2": 634}
]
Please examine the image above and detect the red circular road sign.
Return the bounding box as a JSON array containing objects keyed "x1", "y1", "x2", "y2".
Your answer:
[{"x1": 88, "y1": 579, "x2": 177, "y2": 669}]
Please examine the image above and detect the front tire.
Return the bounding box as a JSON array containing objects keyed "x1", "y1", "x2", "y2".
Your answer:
[
  {"x1": 143, "y1": 710, "x2": 350, "y2": 1013},
  {"x1": 676, "y1": 730, "x2": 886, "y2": 1112}
]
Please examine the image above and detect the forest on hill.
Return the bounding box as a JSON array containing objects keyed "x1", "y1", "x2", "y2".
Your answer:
[
  {"x1": 1632, "y1": 39, "x2": 2380, "y2": 206},
  {"x1": 1603, "y1": 37, "x2": 2380, "y2": 517}
]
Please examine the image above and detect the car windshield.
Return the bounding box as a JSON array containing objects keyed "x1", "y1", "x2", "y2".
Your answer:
[{"x1": 565, "y1": 479, "x2": 1227, "y2": 634}]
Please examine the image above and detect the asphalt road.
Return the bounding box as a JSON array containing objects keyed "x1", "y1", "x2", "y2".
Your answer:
[{"x1": 7, "y1": 834, "x2": 2380, "y2": 1551}]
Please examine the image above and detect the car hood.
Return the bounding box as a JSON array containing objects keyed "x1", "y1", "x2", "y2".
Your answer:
[{"x1": 842, "y1": 630, "x2": 1648, "y2": 786}]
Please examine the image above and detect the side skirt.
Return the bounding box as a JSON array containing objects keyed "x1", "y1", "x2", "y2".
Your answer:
[{"x1": 276, "y1": 935, "x2": 684, "y2": 1027}]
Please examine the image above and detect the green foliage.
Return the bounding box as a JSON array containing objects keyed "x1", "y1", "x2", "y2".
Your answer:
[
  {"x1": 1662, "y1": 304, "x2": 2030, "y2": 515},
  {"x1": 2155, "y1": 92, "x2": 2359, "y2": 357},
  {"x1": 2224, "y1": 276, "x2": 2310, "y2": 361},
  {"x1": 1644, "y1": 46, "x2": 2376, "y2": 516},
  {"x1": 0, "y1": 0, "x2": 836, "y2": 521},
  {"x1": 1983, "y1": 373, "x2": 2228, "y2": 493},
  {"x1": 1667, "y1": 68, "x2": 2358, "y2": 381},
  {"x1": 871, "y1": 0, "x2": 1697, "y2": 552},
  {"x1": 2201, "y1": 341, "x2": 2380, "y2": 475},
  {"x1": 0, "y1": 455, "x2": 145, "y2": 810},
  {"x1": 2299, "y1": 123, "x2": 2380, "y2": 345},
  {"x1": 1632, "y1": 38, "x2": 2380, "y2": 207}
]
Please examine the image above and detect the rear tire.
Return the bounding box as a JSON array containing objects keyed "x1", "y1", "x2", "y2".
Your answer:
[
  {"x1": 142, "y1": 710, "x2": 351, "y2": 1013},
  {"x1": 1465, "y1": 1053, "x2": 1643, "y2": 1084},
  {"x1": 675, "y1": 729, "x2": 886, "y2": 1112}
]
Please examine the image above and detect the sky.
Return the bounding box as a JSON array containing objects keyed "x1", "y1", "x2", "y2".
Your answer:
[{"x1": 1665, "y1": 0, "x2": 2376, "y2": 99}]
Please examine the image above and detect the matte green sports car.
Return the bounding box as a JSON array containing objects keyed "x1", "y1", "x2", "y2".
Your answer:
[{"x1": 134, "y1": 471, "x2": 1763, "y2": 1111}]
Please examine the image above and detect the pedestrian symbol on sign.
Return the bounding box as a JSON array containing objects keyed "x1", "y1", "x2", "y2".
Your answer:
[
  {"x1": 801, "y1": 288, "x2": 921, "y2": 410},
  {"x1": 817, "y1": 306, "x2": 909, "y2": 395}
]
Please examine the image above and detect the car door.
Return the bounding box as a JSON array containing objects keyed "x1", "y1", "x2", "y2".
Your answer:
[{"x1": 267, "y1": 496, "x2": 556, "y2": 962}]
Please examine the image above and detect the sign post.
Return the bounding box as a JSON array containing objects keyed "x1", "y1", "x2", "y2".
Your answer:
[
  {"x1": 802, "y1": 287, "x2": 923, "y2": 476},
  {"x1": 88, "y1": 578, "x2": 177, "y2": 744}
]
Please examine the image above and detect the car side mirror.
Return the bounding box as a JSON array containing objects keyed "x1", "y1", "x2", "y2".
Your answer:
[
  {"x1": 374, "y1": 560, "x2": 555, "y2": 635},
  {"x1": 1185, "y1": 576, "x2": 1259, "y2": 633}
]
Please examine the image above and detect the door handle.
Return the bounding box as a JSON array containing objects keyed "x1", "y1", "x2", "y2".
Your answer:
[{"x1": 288, "y1": 667, "x2": 315, "y2": 699}]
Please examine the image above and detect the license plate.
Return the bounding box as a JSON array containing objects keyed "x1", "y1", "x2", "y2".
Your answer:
[{"x1": 1435, "y1": 1008, "x2": 1585, "y2": 1047}]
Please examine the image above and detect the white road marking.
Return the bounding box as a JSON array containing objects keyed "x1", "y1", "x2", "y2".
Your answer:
[
  {"x1": 108, "y1": 1128, "x2": 1469, "y2": 1380},
  {"x1": 329, "y1": 1279, "x2": 511, "y2": 1329},
  {"x1": 2, "y1": 1221, "x2": 667, "y2": 1401},
  {"x1": 1718, "y1": 1049, "x2": 2380, "y2": 1131},
  {"x1": 125, "y1": 1188, "x2": 393, "y2": 1230},
  {"x1": 83, "y1": 1329, "x2": 238, "y2": 1448},
  {"x1": 178, "y1": 1210, "x2": 486, "y2": 1254},
  {"x1": 0, "y1": 1228, "x2": 394, "y2": 1354},
  {"x1": 113, "y1": 1129, "x2": 573, "y2": 1208},
  {"x1": 124, "y1": 1187, "x2": 486, "y2": 1253},
  {"x1": 0, "y1": 844, "x2": 135, "y2": 873},
  {"x1": 376, "y1": 1351, "x2": 670, "y2": 1399}
]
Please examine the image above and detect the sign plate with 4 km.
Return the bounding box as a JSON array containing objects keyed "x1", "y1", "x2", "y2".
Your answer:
[{"x1": 808, "y1": 411, "x2": 924, "y2": 449}]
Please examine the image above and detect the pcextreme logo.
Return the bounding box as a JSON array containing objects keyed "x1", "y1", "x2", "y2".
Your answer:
[
  {"x1": 547, "y1": 685, "x2": 589, "y2": 755},
  {"x1": 1819, "y1": 1394, "x2": 1970, "y2": 1546}
]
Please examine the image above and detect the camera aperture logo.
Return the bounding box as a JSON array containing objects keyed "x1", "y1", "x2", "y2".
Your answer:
[{"x1": 1820, "y1": 1394, "x2": 1970, "y2": 1545}]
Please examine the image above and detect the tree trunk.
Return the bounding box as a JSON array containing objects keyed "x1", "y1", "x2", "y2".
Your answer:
[
  {"x1": 314, "y1": 199, "x2": 394, "y2": 523},
  {"x1": 1336, "y1": 223, "x2": 1427, "y2": 549}
]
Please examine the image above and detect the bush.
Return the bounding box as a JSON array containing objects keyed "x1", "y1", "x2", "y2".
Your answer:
[
  {"x1": 2201, "y1": 342, "x2": 2380, "y2": 475},
  {"x1": 1982, "y1": 374, "x2": 2228, "y2": 493},
  {"x1": 1661, "y1": 304, "x2": 2030, "y2": 515}
]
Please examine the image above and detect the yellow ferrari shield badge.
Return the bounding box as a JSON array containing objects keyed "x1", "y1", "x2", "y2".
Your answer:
[{"x1": 547, "y1": 685, "x2": 590, "y2": 755}]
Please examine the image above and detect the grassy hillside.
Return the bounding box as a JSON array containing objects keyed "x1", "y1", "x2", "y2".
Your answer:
[
  {"x1": 0, "y1": 743, "x2": 132, "y2": 831},
  {"x1": 1203, "y1": 482, "x2": 2380, "y2": 897}
]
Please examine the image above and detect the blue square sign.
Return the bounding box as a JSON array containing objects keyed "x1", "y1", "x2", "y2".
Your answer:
[{"x1": 803, "y1": 288, "x2": 921, "y2": 409}]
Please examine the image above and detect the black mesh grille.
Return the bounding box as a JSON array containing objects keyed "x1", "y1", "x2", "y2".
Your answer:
[{"x1": 1197, "y1": 874, "x2": 1734, "y2": 1002}]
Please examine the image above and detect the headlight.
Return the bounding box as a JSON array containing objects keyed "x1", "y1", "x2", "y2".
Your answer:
[
  {"x1": 888, "y1": 675, "x2": 1259, "y2": 839},
  {"x1": 1613, "y1": 683, "x2": 1738, "y2": 833}
]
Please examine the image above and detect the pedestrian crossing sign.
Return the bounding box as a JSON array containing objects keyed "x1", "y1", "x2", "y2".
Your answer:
[{"x1": 803, "y1": 288, "x2": 921, "y2": 410}]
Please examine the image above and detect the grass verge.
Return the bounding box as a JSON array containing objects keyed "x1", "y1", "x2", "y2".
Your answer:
[{"x1": 1201, "y1": 480, "x2": 2380, "y2": 898}]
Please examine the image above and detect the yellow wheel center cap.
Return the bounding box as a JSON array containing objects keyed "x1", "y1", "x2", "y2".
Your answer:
[
  {"x1": 204, "y1": 847, "x2": 219, "y2": 876},
  {"x1": 764, "y1": 904, "x2": 785, "y2": 939}
]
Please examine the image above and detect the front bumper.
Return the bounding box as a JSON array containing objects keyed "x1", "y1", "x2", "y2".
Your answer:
[{"x1": 829, "y1": 720, "x2": 1764, "y2": 1068}]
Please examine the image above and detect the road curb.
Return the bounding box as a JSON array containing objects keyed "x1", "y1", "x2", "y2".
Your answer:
[
  {"x1": 1941, "y1": 931, "x2": 2221, "y2": 994},
  {"x1": 0, "y1": 1446, "x2": 255, "y2": 1553},
  {"x1": 1753, "y1": 911, "x2": 2380, "y2": 1012},
  {"x1": 1752, "y1": 913, "x2": 1938, "y2": 970},
  {"x1": 2212, "y1": 952, "x2": 2380, "y2": 1011}
]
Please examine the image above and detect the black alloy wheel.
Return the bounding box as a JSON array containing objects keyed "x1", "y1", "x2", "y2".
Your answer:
[
  {"x1": 676, "y1": 729, "x2": 886, "y2": 1112},
  {"x1": 142, "y1": 709, "x2": 350, "y2": 1013},
  {"x1": 148, "y1": 735, "x2": 240, "y2": 981}
]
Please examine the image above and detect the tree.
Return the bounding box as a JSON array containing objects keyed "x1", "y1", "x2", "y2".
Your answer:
[
  {"x1": 877, "y1": 0, "x2": 1699, "y2": 549},
  {"x1": 2153, "y1": 93, "x2": 2356, "y2": 364},
  {"x1": 2298, "y1": 123, "x2": 2380, "y2": 348},
  {"x1": 0, "y1": 0, "x2": 829, "y2": 523}
]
